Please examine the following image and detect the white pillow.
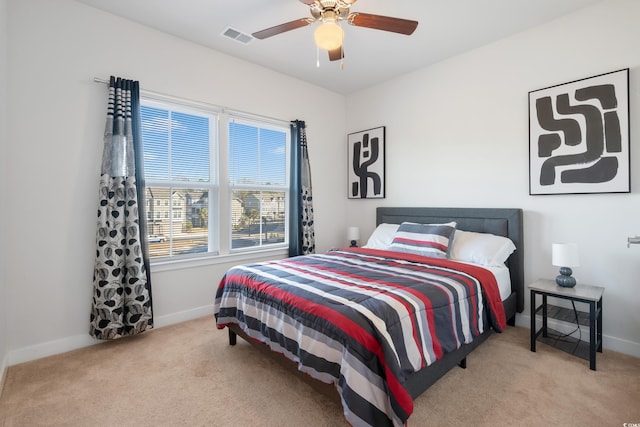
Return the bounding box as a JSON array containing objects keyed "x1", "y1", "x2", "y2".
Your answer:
[
  {"x1": 362, "y1": 223, "x2": 399, "y2": 250},
  {"x1": 449, "y1": 230, "x2": 516, "y2": 266}
]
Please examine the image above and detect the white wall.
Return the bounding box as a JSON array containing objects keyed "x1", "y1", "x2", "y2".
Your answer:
[
  {"x1": 346, "y1": 0, "x2": 640, "y2": 356},
  {"x1": 4, "y1": 0, "x2": 347, "y2": 364},
  {"x1": 0, "y1": 0, "x2": 9, "y2": 387}
]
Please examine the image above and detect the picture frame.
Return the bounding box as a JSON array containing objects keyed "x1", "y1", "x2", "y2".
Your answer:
[
  {"x1": 528, "y1": 68, "x2": 630, "y2": 195},
  {"x1": 348, "y1": 126, "x2": 385, "y2": 199}
]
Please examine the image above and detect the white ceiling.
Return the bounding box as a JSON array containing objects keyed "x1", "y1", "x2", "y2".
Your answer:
[{"x1": 75, "y1": 0, "x2": 603, "y2": 94}]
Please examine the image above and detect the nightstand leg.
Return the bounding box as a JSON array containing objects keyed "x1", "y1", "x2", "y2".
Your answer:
[
  {"x1": 542, "y1": 294, "x2": 548, "y2": 337},
  {"x1": 530, "y1": 290, "x2": 536, "y2": 352},
  {"x1": 597, "y1": 297, "x2": 603, "y2": 352},
  {"x1": 590, "y1": 300, "x2": 596, "y2": 370}
]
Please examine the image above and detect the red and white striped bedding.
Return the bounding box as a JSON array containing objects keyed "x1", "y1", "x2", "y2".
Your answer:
[{"x1": 214, "y1": 248, "x2": 506, "y2": 427}]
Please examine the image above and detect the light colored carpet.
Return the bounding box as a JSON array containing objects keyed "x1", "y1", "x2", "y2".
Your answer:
[{"x1": 1, "y1": 316, "x2": 639, "y2": 426}]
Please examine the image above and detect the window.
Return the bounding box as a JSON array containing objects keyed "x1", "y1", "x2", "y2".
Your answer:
[
  {"x1": 140, "y1": 97, "x2": 289, "y2": 261},
  {"x1": 229, "y1": 116, "x2": 288, "y2": 250}
]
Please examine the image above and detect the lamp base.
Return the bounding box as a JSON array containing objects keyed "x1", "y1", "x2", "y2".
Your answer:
[
  {"x1": 556, "y1": 267, "x2": 576, "y2": 287},
  {"x1": 350, "y1": 240, "x2": 357, "y2": 248}
]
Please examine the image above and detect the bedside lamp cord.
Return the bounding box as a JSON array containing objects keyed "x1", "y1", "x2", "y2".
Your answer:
[{"x1": 554, "y1": 301, "x2": 582, "y2": 343}]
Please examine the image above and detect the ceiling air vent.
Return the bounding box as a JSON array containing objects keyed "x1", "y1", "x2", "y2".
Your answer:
[{"x1": 221, "y1": 27, "x2": 253, "y2": 45}]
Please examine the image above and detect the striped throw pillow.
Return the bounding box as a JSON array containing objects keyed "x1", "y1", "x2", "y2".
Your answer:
[{"x1": 389, "y1": 221, "x2": 457, "y2": 258}]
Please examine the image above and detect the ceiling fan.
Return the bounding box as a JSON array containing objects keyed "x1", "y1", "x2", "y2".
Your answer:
[{"x1": 252, "y1": 0, "x2": 419, "y2": 62}]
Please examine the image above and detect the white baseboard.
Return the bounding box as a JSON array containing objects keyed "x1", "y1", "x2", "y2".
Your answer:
[
  {"x1": 0, "y1": 353, "x2": 7, "y2": 398},
  {"x1": 7, "y1": 333, "x2": 100, "y2": 366},
  {"x1": 7, "y1": 305, "x2": 214, "y2": 366},
  {"x1": 154, "y1": 305, "x2": 213, "y2": 328},
  {"x1": 515, "y1": 314, "x2": 640, "y2": 358}
]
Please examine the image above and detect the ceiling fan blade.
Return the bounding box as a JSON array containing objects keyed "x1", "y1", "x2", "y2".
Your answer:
[
  {"x1": 328, "y1": 46, "x2": 344, "y2": 61},
  {"x1": 349, "y1": 13, "x2": 418, "y2": 35},
  {"x1": 252, "y1": 18, "x2": 312, "y2": 39}
]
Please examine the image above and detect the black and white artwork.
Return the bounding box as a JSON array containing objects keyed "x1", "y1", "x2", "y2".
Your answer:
[
  {"x1": 529, "y1": 69, "x2": 629, "y2": 195},
  {"x1": 348, "y1": 126, "x2": 385, "y2": 199}
]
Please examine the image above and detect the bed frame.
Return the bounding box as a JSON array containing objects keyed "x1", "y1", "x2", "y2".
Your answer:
[{"x1": 226, "y1": 206, "x2": 524, "y2": 401}]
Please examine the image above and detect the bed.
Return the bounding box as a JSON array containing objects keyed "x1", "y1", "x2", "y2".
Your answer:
[{"x1": 214, "y1": 207, "x2": 524, "y2": 427}]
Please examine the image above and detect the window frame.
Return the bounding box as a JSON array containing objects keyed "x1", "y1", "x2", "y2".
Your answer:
[
  {"x1": 139, "y1": 94, "x2": 290, "y2": 269},
  {"x1": 227, "y1": 114, "x2": 290, "y2": 254}
]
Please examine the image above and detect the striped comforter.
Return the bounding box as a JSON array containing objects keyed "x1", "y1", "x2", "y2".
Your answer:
[{"x1": 214, "y1": 248, "x2": 506, "y2": 427}]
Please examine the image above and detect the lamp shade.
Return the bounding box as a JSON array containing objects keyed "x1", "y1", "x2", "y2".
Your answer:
[
  {"x1": 314, "y1": 21, "x2": 343, "y2": 51},
  {"x1": 347, "y1": 226, "x2": 360, "y2": 242},
  {"x1": 552, "y1": 243, "x2": 580, "y2": 267}
]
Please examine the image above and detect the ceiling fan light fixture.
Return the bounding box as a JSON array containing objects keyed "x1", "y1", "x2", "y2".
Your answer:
[
  {"x1": 252, "y1": 1, "x2": 418, "y2": 63},
  {"x1": 314, "y1": 17, "x2": 343, "y2": 51}
]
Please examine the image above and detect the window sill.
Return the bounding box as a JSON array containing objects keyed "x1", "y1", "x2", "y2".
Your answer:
[{"x1": 149, "y1": 247, "x2": 289, "y2": 272}]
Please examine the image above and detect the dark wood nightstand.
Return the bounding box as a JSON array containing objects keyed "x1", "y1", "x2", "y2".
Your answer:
[{"x1": 529, "y1": 279, "x2": 604, "y2": 370}]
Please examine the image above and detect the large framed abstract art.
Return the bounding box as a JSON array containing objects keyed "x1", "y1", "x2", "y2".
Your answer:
[
  {"x1": 528, "y1": 68, "x2": 630, "y2": 195},
  {"x1": 348, "y1": 126, "x2": 385, "y2": 199}
]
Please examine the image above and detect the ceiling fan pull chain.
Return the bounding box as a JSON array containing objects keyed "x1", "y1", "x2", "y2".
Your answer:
[
  {"x1": 316, "y1": 45, "x2": 320, "y2": 68},
  {"x1": 340, "y1": 22, "x2": 344, "y2": 70}
]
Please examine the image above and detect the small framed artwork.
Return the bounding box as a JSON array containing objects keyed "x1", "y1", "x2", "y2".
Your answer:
[
  {"x1": 348, "y1": 126, "x2": 385, "y2": 199},
  {"x1": 529, "y1": 68, "x2": 630, "y2": 195}
]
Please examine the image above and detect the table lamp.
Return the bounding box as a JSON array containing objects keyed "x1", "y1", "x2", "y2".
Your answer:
[
  {"x1": 348, "y1": 226, "x2": 360, "y2": 247},
  {"x1": 552, "y1": 243, "x2": 580, "y2": 287}
]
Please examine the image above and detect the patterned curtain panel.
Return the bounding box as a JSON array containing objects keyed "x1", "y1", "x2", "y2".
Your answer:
[
  {"x1": 90, "y1": 76, "x2": 153, "y2": 340},
  {"x1": 289, "y1": 120, "x2": 315, "y2": 256}
]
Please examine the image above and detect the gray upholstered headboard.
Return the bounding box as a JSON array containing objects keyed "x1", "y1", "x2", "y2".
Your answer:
[{"x1": 376, "y1": 207, "x2": 524, "y2": 313}]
